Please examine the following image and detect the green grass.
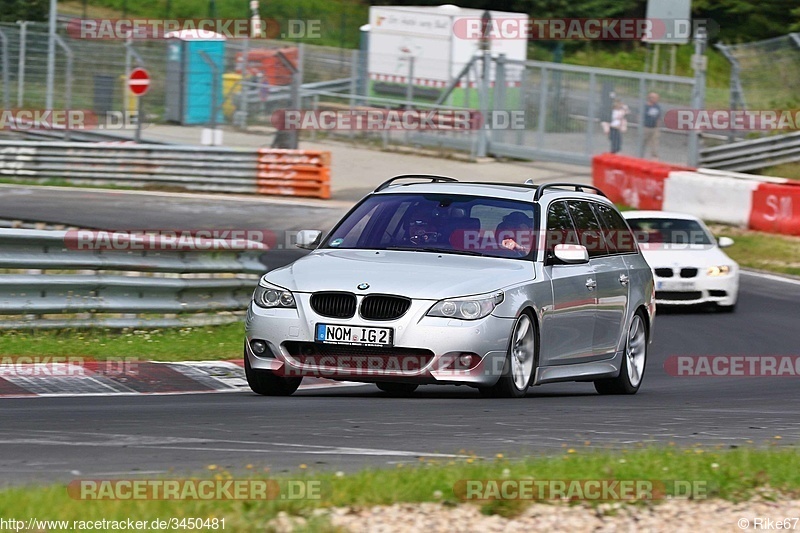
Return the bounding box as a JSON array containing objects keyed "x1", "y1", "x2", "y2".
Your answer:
[
  {"x1": 0, "y1": 322, "x2": 243, "y2": 362},
  {"x1": 760, "y1": 162, "x2": 800, "y2": 181},
  {"x1": 0, "y1": 447, "x2": 797, "y2": 531},
  {"x1": 530, "y1": 43, "x2": 731, "y2": 92},
  {"x1": 711, "y1": 226, "x2": 800, "y2": 277}
]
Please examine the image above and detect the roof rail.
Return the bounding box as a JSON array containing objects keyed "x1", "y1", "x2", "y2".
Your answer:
[
  {"x1": 374, "y1": 175, "x2": 459, "y2": 192},
  {"x1": 533, "y1": 182, "x2": 607, "y2": 202}
]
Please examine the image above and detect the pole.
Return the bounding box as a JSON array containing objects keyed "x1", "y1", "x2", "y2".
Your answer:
[
  {"x1": 17, "y1": 21, "x2": 27, "y2": 108},
  {"x1": 0, "y1": 30, "x2": 8, "y2": 113},
  {"x1": 135, "y1": 96, "x2": 143, "y2": 142},
  {"x1": 687, "y1": 27, "x2": 707, "y2": 167},
  {"x1": 45, "y1": 0, "x2": 57, "y2": 110}
]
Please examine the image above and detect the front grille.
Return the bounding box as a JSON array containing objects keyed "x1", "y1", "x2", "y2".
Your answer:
[
  {"x1": 360, "y1": 295, "x2": 411, "y2": 321},
  {"x1": 654, "y1": 268, "x2": 674, "y2": 278},
  {"x1": 656, "y1": 291, "x2": 703, "y2": 301},
  {"x1": 283, "y1": 342, "x2": 435, "y2": 371},
  {"x1": 680, "y1": 268, "x2": 698, "y2": 278},
  {"x1": 310, "y1": 292, "x2": 356, "y2": 318}
]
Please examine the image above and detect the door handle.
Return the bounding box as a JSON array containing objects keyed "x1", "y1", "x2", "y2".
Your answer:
[
  {"x1": 619, "y1": 274, "x2": 630, "y2": 286},
  {"x1": 585, "y1": 278, "x2": 597, "y2": 290}
]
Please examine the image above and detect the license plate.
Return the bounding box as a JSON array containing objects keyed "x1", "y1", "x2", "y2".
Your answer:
[
  {"x1": 315, "y1": 324, "x2": 393, "y2": 347},
  {"x1": 656, "y1": 280, "x2": 695, "y2": 291}
]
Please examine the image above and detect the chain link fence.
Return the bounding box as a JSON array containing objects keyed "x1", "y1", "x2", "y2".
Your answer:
[
  {"x1": 0, "y1": 20, "x2": 700, "y2": 165},
  {"x1": 717, "y1": 34, "x2": 800, "y2": 112}
]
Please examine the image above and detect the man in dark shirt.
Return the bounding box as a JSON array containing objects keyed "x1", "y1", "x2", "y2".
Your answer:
[{"x1": 643, "y1": 92, "x2": 662, "y2": 159}]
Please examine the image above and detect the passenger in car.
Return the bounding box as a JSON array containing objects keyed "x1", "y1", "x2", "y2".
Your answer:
[{"x1": 497, "y1": 211, "x2": 535, "y2": 255}]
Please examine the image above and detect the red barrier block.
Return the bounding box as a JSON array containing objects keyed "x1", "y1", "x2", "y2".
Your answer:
[
  {"x1": 592, "y1": 154, "x2": 693, "y2": 210},
  {"x1": 749, "y1": 182, "x2": 800, "y2": 236}
]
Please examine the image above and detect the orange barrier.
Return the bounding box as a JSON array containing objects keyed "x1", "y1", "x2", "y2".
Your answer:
[
  {"x1": 749, "y1": 182, "x2": 800, "y2": 236},
  {"x1": 592, "y1": 153, "x2": 693, "y2": 210},
  {"x1": 255, "y1": 149, "x2": 331, "y2": 199}
]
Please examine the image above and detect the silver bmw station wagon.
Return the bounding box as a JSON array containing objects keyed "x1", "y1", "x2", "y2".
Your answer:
[{"x1": 245, "y1": 176, "x2": 655, "y2": 398}]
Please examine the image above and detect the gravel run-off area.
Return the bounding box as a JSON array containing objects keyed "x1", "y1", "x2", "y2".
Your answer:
[{"x1": 269, "y1": 497, "x2": 800, "y2": 532}]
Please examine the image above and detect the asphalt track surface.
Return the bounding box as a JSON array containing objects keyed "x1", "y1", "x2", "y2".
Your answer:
[{"x1": 0, "y1": 186, "x2": 798, "y2": 486}]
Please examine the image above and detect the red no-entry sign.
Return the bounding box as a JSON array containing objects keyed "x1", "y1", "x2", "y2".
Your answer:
[{"x1": 128, "y1": 68, "x2": 151, "y2": 96}]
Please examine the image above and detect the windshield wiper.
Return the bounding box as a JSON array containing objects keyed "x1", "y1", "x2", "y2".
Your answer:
[{"x1": 383, "y1": 246, "x2": 486, "y2": 256}]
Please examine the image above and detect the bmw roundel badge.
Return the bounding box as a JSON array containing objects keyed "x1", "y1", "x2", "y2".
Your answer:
[{"x1": 357, "y1": 283, "x2": 370, "y2": 290}]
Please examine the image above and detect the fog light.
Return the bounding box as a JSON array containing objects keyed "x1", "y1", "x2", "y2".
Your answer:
[
  {"x1": 459, "y1": 354, "x2": 474, "y2": 368},
  {"x1": 250, "y1": 339, "x2": 267, "y2": 355}
]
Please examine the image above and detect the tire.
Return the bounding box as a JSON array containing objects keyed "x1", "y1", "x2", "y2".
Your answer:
[
  {"x1": 594, "y1": 311, "x2": 648, "y2": 395},
  {"x1": 486, "y1": 312, "x2": 537, "y2": 398},
  {"x1": 716, "y1": 302, "x2": 736, "y2": 313},
  {"x1": 244, "y1": 349, "x2": 302, "y2": 396},
  {"x1": 375, "y1": 382, "x2": 418, "y2": 396}
]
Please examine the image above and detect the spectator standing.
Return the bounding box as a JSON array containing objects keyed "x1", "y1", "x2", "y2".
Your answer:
[
  {"x1": 643, "y1": 92, "x2": 662, "y2": 159},
  {"x1": 608, "y1": 100, "x2": 629, "y2": 153}
]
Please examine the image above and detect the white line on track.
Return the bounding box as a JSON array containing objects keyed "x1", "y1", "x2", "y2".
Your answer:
[{"x1": 741, "y1": 269, "x2": 800, "y2": 287}]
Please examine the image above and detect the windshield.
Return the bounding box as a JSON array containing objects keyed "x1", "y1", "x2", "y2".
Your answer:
[
  {"x1": 322, "y1": 193, "x2": 537, "y2": 259},
  {"x1": 625, "y1": 217, "x2": 714, "y2": 245}
]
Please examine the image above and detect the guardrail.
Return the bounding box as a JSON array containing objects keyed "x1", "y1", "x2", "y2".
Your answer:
[
  {"x1": 0, "y1": 228, "x2": 266, "y2": 329},
  {"x1": 0, "y1": 141, "x2": 332, "y2": 198},
  {"x1": 699, "y1": 131, "x2": 800, "y2": 172}
]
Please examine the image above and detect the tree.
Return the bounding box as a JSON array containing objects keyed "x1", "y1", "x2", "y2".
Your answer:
[
  {"x1": 692, "y1": 0, "x2": 793, "y2": 42},
  {"x1": 0, "y1": 0, "x2": 47, "y2": 22}
]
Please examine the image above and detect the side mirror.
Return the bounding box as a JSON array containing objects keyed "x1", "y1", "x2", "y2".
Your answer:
[
  {"x1": 295, "y1": 230, "x2": 322, "y2": 250},
  {"x1": 717, "y1": 236, "x2": 734, "y2": 248},
  {"x1": 553, "y1": 244, "x2": 589, "y2": 264}
]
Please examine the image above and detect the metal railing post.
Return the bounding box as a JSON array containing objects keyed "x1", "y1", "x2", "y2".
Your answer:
[
  {"x1": 0, "y1": 29, "x2": 9, "y2": 112},
  {"x1": 54, "y1": 35, "x2": 73, "y2": 141},
  {"x1": 493, "y1": 54, "x2": 507, "y2": 148},
  {"x1": 536, "y1": 68, "x2": 549, "y2": 149},
  {"x1": 476, "y1": 50, "x2": 490, "y2": 158},
  {"x1": 16, "y1": 21, "x2": 28, "y2": 107},
  {"x1": 586, "y1": 72, "x2": 596, "y2": 157},
  {"x1": 637, "y1": 77, "x2": 646, "y2": 158},
  {"x1": 688, "y1": 27, "x2": 707, "y2": 167},
  {"x1": 46, "y1": 0, "x2": 57, "y2": 110}
]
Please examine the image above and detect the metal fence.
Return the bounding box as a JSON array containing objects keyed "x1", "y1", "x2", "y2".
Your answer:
[
  {"x1": 717, "y1": 34, "x2": 800, "y2": 114},
  {"x1": 0, "y1": 20, "x2": 702, "y2": 166},
  {"x1": 0, "y1": 140, "x2": 332, "y2": 198},
  {"x1": 0, "y1": 228, "x2": 265, "y2": 329}
]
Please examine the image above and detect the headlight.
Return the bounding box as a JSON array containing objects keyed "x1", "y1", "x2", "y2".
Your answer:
[
  {"x1": 706, "y1": 265, "x2": 731, "y2": 276},
  {"x1": 427, "y1": 292, "x2": 504, "y2": 320},
  {"x1": 254, "y1": 280, "x2": 296, "y2": 308}
]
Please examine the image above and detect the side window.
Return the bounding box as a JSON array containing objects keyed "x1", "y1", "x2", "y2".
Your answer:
[
  {"x1": 546, "y1": 201, "x2": 578, "y2": 254},
  {"x1": 567, "y1": 200, "x2": 609, "y2": 258},
  {"x1": 593, "y1": 203, "x2": 638, "y2": 254}
]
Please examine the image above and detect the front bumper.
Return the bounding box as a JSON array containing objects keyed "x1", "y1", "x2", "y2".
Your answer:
[
  {"x1": 244, "y1": 294, "x2": 514, "y2": 386},
  {"x1": 653, "y1": 272, "x2": 738, "y2": 306}
]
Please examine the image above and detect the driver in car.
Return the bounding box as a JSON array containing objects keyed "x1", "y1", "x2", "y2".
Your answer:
[{"x1": 405, "y1": 205, "x2": 441, "y2": 245}]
